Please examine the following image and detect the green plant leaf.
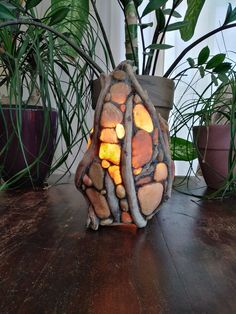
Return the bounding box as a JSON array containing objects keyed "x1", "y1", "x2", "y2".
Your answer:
[
  {"x1": 171, "y1": 137, "x2": 198, "y2": 161},
  {"x1": 163, "y1": 9, "x2": 181, "y2": 18},
  {"x1": 142, "y1": 0, "x2": 168, "y2": 17},
  {"x1": 197, "y1": 46, "x2": 210, "y2": 65},
  {"x1": 139, "y1": 22, "x2": 153, "y2": 29},
  {"x1": 187, "y1": 57, "x2": 195, "y2": 67},
  {"x1": 155, "y1": 8, "x2": 165, "y2": 31},
  {"x1": 180, "y1": 0, "x2": 206, "y2": 41},
  {"x1": 224, "y1": 3, "x2": 236, "y2": 24},
  {"x1": 199, "y1": 65, "x2": 205, "y2": 78},
  {"x1": 206, "y1": 54, "x2": 225, "y2": 69},
  {"x1": 147, "y1": 43, "x2": 173, "y2": 50},
  {"x1": 213, "y1": 62, "x2": 232, "y2": 73},
  {"x1": 166, "y1": 21, "x2": 188, "y2": 31},
  {"x1": 49, "y1": 7, "x2": 70, "y2": 26},
  {"x1": 0, "y1": 3, "x2": 16, "y2": 19},
  {"x1": 26, "y1": 0, "x2": 43, "y2": 10},
  {"x1": 51, "y1": 0, "x2": 89, "y2": 57},
  {"x1": 218, "y1": 73, "x2": 229, "y2": 83}
]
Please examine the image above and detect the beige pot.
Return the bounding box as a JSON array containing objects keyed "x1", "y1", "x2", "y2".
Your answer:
[{"x1": 91, "y1": 75, "x2": 174, "y2": 121}]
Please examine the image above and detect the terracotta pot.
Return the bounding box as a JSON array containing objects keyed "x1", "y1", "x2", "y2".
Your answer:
[
  {"x1": 92, "y1": 75, "x2": 174, "y2": 121},
  {"x1": 0, "y1": 106, "x2": 58, "y2": 188},
  {"x1": 193, "y1": 125, "x2": 236, "y2": 190}
]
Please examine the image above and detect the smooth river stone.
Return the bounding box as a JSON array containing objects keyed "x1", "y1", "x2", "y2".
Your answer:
[
  {"x1": 134, "y1": 94, "x2": 142, "y2": 104},
  {"x1": 110, "y1": 82, "x2": 131, "y2": 104},
  {"x1": 100, "y1": 128, "x2": 118, "y2": 143},
  {"x1": 121, "y1": 212, "x2": 133, "y2": 224},
  {"x1": 154, "y1": 162, "x2": 168, "y2": 182},
  {"x1": 133, "y1": 104, "x2": 154, "y2": 133},
  {"x1": 99, "y1": 143, "x2": 121, "y2": 165},
  {"x1": 113, "y1": 70, "x2": 126, "y2": 80},
  {"x1": 86, "y1": 188, "x2": 110, "y2": 219},
  {"x1": 120, "y1": 199, "x2": 129, "y2": 211},
  {"x1": 83, "y1": 174, "x2": 93, "y2": 186},
  {"x1": 132, "y1": 130, "x2": 152, "y2": 169},
  {"x1": 108, "y1": 165, "x2": 122, "y2": 185},
  {"x1": 89, "y1": 162, "x2": 104, "y2": 190},
  {"x1": 105, "y1": 93, "x2": 111, "y2": 102},
  {"x1": 138, "y1": 182, "x2": 164, "y2": 216},
  {"x1": 100, "y1": 102, "x2": 123, "y2": 128},
  {"x1": 100, "y1": 218, "x2": 113, "y2": 226},
  {"x1": 116, "y1": 184, "x2": 126, "y2": 199}
]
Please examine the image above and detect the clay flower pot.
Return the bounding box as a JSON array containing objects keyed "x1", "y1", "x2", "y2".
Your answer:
[
  {"x1": 0, "y1": 106, "x2": 58, "y2": 188},
  {"x1": 193, "y1": 125, "x2": 236, "y2": 190}
]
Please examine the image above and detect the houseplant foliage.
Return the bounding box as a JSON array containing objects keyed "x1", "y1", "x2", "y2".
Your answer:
[
  {"x1": 0, "y1": 0, "x2": 105, "y2": 189},
  {"x1": 171, "y1": 49, "x2": 236, "y2": 198}
]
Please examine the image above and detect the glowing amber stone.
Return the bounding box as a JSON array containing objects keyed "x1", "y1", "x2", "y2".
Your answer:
[
  {"x1": 115, "y1": 123, "x2": 125, "y2": 139},
  {"x1": 132, "y1": 130, "x2": 152, "y2": 168},
  {"x1": 133, "y1": 104, "x2": 154, "y2": 133},
  {"x1": 133, "y1": 167, "x2": 142, "y2": 175},
  {"x1": 87, "y1": 137, "x2": 92, "y2": 149},
  {"x1": 154, "y1": 162, "x2": 168, "y2": 182},
  {"x1": 110, "y1": 82, "x2": 131, "y2": 104},
  {"x1": 108, "y1": 165, "x2": 122, "y2": 185},
  {"x1": 101, "y1": 160, "x2": 110, "y2": 168},
  {"x1": 100, "y1": 128, "x2": 118, "y2": 143},
  {"x1": 99, "y1": 143, "x2": 121, "y2": 165}
]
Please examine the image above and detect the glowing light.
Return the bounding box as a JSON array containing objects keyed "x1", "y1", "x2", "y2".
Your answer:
[
  {"x1": 108, "y1": 165, "x2": 122, "y2": 185},
  {"x1": 133, "y1": 167, "x2": 142, "y2": 175},
  {"x1": 99, "y1": 143, "x2": 121, "y2": 165},
  {"x1": 115, "y1": 124, "x2": 125, "y2": 139},
  {"x1": 133, "y1": 104, "x2": 154, "y2": 133},
  {"x1": 110, "y1": 82, "x2": 131, "y2": 104},
  {"x1": 101, "y1": 160, "x2": 111, "y2": 169},
  {"x1": 100, "y1": 128, "x2": 118, "y2": 143}
]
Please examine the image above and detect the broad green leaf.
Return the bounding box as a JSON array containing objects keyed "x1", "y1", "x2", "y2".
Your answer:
[
  {"x1": 197, "y1": 46, "x2": 210, "y2": 65},
  {"x1": 180, "y1": 0, "x2": 206, "y2": 41},
  {"x1": 134, "y1": 0, "x2": 143, "y2": 7},
  {"x1": 163, "y1": 9, "x2": 182, "y2": 18},
  {"x1": 199, "y1": 65, "x2": 205, "y2": 78},
  {"x1": 206, "y1": 54, "x2": 225, "y2": 69},
  {"x1": 218, "y1": 73, "x2": 229, "y2": 83},
  {"x1": 0, "y1": 3, "x2": 16, "y2": 19},
  {"x1": 26, "y1": 0, "x2": 43, "y2": 10},
  {"x1": 142, "y1": 0, "x2": 168, "y2": 17},
  {"x1": 213, "y1": 62, "x2": 232, "y2": 73},
  {"x1": 224, "y1": 3, "x2": 236, "y2": 24},
  {"x1": 147, "y1": 43, "x2": 173, "y2": 50},
  {"x1": 166, "y1": 21, "x2": 188, "y2": 32},
  {"x1": 171, "y1": 137, "x2": 197, "y2": 161},
  {"x1": 187, "y1": 57, "x2": 195, "y2": 67},
  {"x1": 49, "y1": 7, "x2": 70, "y2": 26},
  {"x1": 155, "y1": 8, "x2": 165, "y2": 31},
  {"x1": 51, "y1": 0, "x2": 89, "y2": 57},
  {"x1": 211, "y1": 73, "x2": 218, "y2": 86}
]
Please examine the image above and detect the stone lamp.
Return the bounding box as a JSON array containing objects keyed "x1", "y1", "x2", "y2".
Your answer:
[{"x1": 75, "y1": 62, "x2": 173, "y2": 230}]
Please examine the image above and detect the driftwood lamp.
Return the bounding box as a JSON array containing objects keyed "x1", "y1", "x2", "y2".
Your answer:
[{"x1": 75, "y1": 62, "x2": 173, "y2": 230}]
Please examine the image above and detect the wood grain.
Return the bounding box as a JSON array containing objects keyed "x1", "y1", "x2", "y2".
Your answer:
[{"x1": 0, "y1": 176, "x2": 236, "y2": 314}]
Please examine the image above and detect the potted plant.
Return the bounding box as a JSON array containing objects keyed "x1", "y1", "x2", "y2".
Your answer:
[
  {"x1": 171, "y1": 48, "x2": 236, "y2": 198},
  {"x1": 0, "y1": 0, "x2": 103, "y2": 189}
]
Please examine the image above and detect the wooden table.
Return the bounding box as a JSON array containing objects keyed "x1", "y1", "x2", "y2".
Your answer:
[{"x1": 0, "y1": 177, "x2": 236, "y2": 314}]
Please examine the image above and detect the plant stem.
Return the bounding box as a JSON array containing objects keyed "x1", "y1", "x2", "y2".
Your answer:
[
  {"x1": 164, "y1": 22, "x2": 236, "y2": 78},
  {"x1": 0, "y1": 19, "x2": 104, "y2": 77},
  {"x1": 90, "y1": 0, "x2": 116, "y2": 70}
]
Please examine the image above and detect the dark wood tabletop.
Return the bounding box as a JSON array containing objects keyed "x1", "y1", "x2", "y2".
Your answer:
[{"x1": 0, "y1": 177, "x2": 236, "y2": 314}]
